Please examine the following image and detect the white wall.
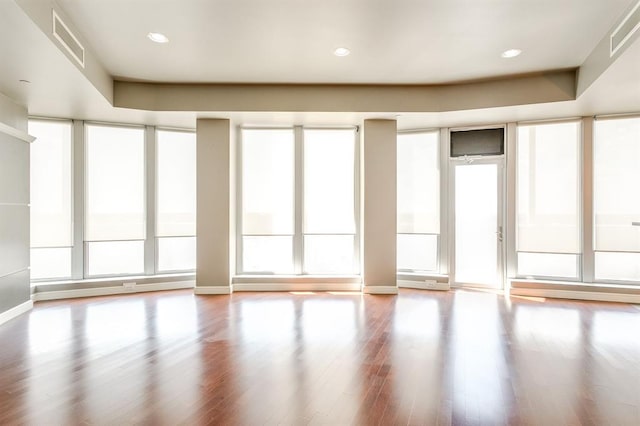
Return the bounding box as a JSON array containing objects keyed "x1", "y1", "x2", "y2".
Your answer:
[{"x1": 0, "y1": 91, "x2": 31, "y2": 315}]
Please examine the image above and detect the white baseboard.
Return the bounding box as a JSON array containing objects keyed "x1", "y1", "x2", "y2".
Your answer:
[
  {"x1": 363, "y1": 285, "x2": 398, "y2": 295},
  {"x1": 510, "y1": 288, "x2": 640, "y2": 304},
  {"x1": 0, "y1": 299, "x2": 33, "y2": 326},
  {"x1": 397, "y1": 279, "x2": 450, "y2": 291},
  {"x1": 194, "y1": 286, "x2": 233, "y2": 295},
  {"x1": 32, "y1": 280, "x2": 195, "y2": 301},
  {"x1": 232, "y1": 282, "x2": 361, "y2": 292}
]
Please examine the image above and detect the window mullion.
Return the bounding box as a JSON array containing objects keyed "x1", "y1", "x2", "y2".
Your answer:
[
  {"x1": 293, "y1": 125, "x2": 304, "y2": 274},
  {"x1": 72, "y1": 120, "x2": 85, "y2": 280},
  {"x1": 582, "y1": 117, "x2": 594, "y2": 283},
  {"x1": 145, "y1": 125, "x2": 156, "y2": 275}
]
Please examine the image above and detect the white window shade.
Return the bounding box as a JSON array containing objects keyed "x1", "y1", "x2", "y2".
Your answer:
[
  {"x1": 594, "y1": 118, "x2": 640, "y2": 252},
  {"x1": 397, "y1": 132, "x2": 440, "y2": 234},
  {"x1": 156, "y1": 130, "x2": 196, "y2": 237},
  {"x1": 29, "y1": 120, "x2": 73, "y2": 248},
  {"x1": 517, "y1": 122, "x2": 580, "y2": 254},
  {"x1": 85, "y1": 125, "x2": 145, "y2": 241},
  {"x1": 303, "y1": 129, "x2": 356, "y2": 234},
  {"x1": 242, "y1": 129, "x2": 295, "y2": 235}
]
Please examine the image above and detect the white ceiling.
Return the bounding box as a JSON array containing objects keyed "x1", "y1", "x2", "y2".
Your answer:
[
  {"x1": 57, "y1": 0, "x2": 632, "y2": 84},
  {"x1": 0, "y1": 0, "x2": 638, "y2": 129}
]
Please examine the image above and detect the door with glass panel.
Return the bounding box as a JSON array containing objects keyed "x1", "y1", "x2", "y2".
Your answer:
[{"x1": 451, "y1": 158, "x2": 504, "y2": 288}]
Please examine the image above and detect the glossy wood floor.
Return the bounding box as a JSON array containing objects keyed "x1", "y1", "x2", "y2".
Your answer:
[{"x1": 1, "y1": 289, "x2": 639, "y2": 425}]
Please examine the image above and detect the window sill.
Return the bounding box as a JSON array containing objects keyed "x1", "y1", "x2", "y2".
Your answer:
[
  {"x1": 233, "y1": 275, "x2": 361, "y2": 284},
  {"x1": 32, "y1": 272, "x2": 195, "y2": 293}
]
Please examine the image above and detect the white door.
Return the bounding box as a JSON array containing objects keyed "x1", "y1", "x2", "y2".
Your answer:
[{"x1": 451, "y1": 158, "x2": 504, "y2": 288}]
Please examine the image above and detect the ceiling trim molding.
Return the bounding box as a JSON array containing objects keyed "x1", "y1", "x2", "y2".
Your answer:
[{"x1": 113, "y1": 70, "x2": 577, "y2": 113}]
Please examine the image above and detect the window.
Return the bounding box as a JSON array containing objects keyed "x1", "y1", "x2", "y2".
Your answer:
[
  {"x1": 29, "y1": 120, "x2": 73, "y2": 280},
  {"x1": 516, "y1": 122, "x2": 581, "y2": 279},
  {"x1": 156, "y1": 130, "x2": 196, "y2": 272},
  {"x1": 241, "y1": 129, "x2": 295, "y2": 273},
  {"x1": 239, "y1": 127, "x2": 358, "y2": 275},
  {"x1": 594, "y1": 117, "x2": 640, "y2": 282},
  {"x1": 29, "y1": 120, "x2": 199, "y2": 282},
  {"x1": 303, "y1": 129, "x2": 357, "y2": 274},
  {"x1": 85, "y1": 124, "x2": 145, "y2": 276},
  {"x1": 397, "y1": 131, "x2": 440, "y2": 272}
]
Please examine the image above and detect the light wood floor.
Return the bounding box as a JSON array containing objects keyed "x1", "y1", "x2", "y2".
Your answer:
[{"x1": 1, "y1": 288, "x2": 639, "y2": 425}]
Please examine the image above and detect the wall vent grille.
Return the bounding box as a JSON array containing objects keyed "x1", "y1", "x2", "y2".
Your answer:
[
  {"x1": 52, "y1": 10, "x2": 85, "y2": 68},
  {"x1": 610, "y1": 0, "x2": 640, "y2": 57}
]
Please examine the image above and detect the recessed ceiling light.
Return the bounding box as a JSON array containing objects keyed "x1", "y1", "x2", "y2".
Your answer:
[
  {"x1": 334, "y1": 47, "x2": 350, "y2": 57},
  {"x1": 147, "y1": 32, "x2": 169, "y2": 43},
  {"x1": 501, "y1": 49, "x2": 522, "y2": 58}
]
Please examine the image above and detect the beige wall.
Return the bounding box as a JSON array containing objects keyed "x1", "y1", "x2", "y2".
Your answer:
[
  {"x1": 361, "y1": 119, "x2": 398, "y2": 291},
  {"x1": 114, "y1": 70, "x2": 576, "y2": 113},
  {"x1": 196, "y1": 119, "x2": 232, "y2": 290}
]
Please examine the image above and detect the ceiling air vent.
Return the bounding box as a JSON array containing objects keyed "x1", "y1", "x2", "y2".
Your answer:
[
  {"x1": 52, "y1": 9, "x2": 85, "y2": 68},
  {"x1": 610, "y1": 0, "x2": 640, "y2": 57}
]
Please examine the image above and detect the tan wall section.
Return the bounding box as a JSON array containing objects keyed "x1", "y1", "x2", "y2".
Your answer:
[
  {"x1": 196, "y1": 119, "x2": 231, "y2": 289},
  {"x1": 361, "y1": 119, "x2": 397, "y2": 291},
  {"x1": 114, "y1": 70, "x2": 576, "y2": 113}
]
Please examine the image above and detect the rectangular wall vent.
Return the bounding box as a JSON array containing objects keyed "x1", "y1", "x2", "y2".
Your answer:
[
  {"x1": 611, "y1": 0, "x2": 640, "y2": 57},
  {"x1": 52, "y1": 9, "x2": 85, "y2": 68}
]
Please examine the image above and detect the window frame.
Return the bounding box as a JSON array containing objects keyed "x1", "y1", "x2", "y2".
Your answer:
[
  {"x1": 396, "y1": 128, "x2": 443, "y2": 275},
  {"x1": 592, "y1": 115, "x2": 640, "y2": 285},
  {"x1": 154, "y1": 127, "x2": 197, "y2": 274},
  {"x1": 514, "y1": 119, "x2": 584, "y2": 282},
  {"x1": 28, "y1": 118, "x2": 75, "y2": 282},
  {"x1": 236, "y1": 125, "x2": 360, "y2": 276},
  {"x1": 29, "y1": 119, "x2": 198, "y2": 282},
  {"x1": 83, "y1": 122, "x2": 147, "y2": 278}
]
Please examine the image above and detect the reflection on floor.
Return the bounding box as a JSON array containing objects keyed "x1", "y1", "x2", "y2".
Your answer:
[{"x1": 1, "y1": 288, "x2": 639, "y2": 425}]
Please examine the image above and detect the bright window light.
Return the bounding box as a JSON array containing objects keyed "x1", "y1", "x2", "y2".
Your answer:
[
  {"x1": 516, "y1": 122, "x2": 581, "y2": 278},
  {"x1": 85, "y1": 124, "x2": 146, "y2": 241},
  {"x1": 29, "y1": 120, "x2": 73, "y2": 248},
  {"x1": 156, "y1": 130, "x2": 196, "y2": 237}
]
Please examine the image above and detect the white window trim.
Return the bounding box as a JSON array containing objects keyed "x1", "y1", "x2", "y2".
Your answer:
[
  {"x1": 513, "y1": 119, "x2": 584, "y2": 283},
  {"x1": 31, "y1": 119, "x2": 198, "y2": 283},
  {"x1": 236, "y1": 125, "x2": 360, "y2": 276},
  {"x1": 396, "y1": 128, "x2": 445, "y2": 275}
]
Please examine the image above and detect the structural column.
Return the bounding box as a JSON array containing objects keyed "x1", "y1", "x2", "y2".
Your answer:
[
  {"x1": 361, "y1": 119, "x2": 398, "y2": 294},
  {"x1": 195, "y1": 119, "x2": 233, "y2": 294}
]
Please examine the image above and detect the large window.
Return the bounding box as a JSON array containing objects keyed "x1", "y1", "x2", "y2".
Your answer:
[
  {"x1": 516, "y1": 122, "x2": 581, "y2": 279},
  {"x1": 29, "y1": 120, "x2": 73, "y2": 280},
  {"x1": 594, "y1": 117, "x2": 640, "y2": 282},
  {"x1": 241, "y1": 129, "x2": 295, "y2": 273},
  {"x1": 156, "y1": 130, "x2": 196, "y2": 272},
  {"x1": 85, "y1": 124, "x2": 146, "y2": 276},
  {"x1": 397, "y1": 131, "x2": 440, "y2": 272},
  {"x1": 239, "y1": 127, "x2": 357, "y2": 275},
  {"x1": 30, "y1": 120, "x2": 197, "y2": 281},
  {"x1": 303, "y1": 129, "x2": 357, "y2": 273}
]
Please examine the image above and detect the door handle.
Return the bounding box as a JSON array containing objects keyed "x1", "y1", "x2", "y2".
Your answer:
[{"x1": 496, "y1": 226, "x2": 503, "y2": 242}]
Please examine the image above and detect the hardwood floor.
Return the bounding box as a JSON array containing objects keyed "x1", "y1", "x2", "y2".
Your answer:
[{"x1": 1, "y1": 289, "x2": 639, "y2": 425}]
